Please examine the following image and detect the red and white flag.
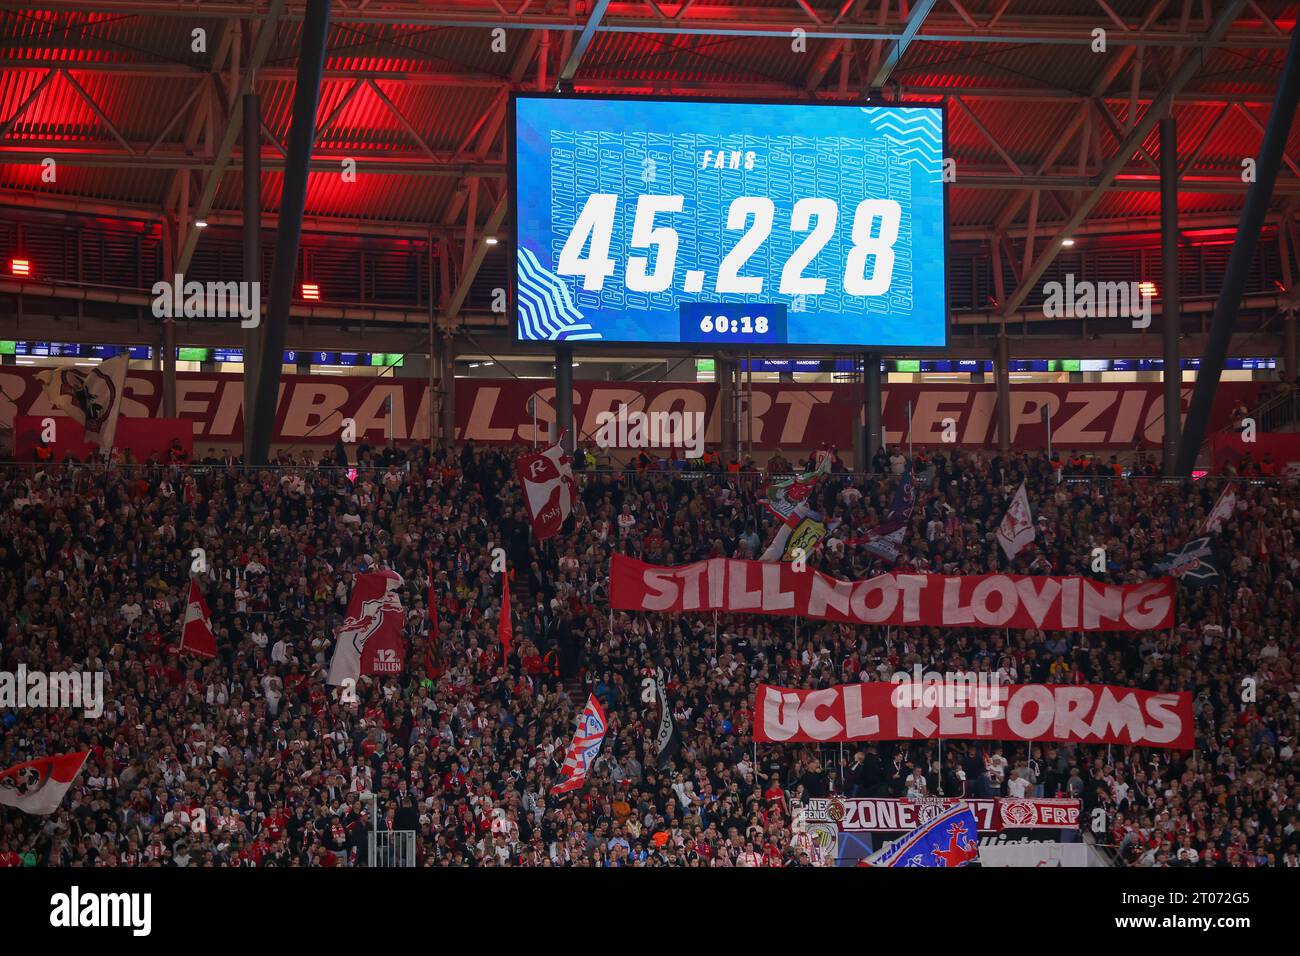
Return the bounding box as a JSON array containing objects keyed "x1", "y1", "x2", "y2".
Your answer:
[
  {"x1": 180, "y1": 579, "x2": 217, "y2": 659},
  {"x1": 1201, "y1": 482, "x2": 1238, "y2": 534},
  {"x1": 550, "y1": 694, "x2": 608, "y2": 795},
  {"x1": 0, "y1": 751, "x2": 90, "y2": 815},
  {"x1": 327, "y1": 569, "x2": 406, "y2": 686},
  {"x1": 996, "y1": 481, "x2": 1035, "y2": 561},
  {"x1": 515, "y1": 441, "x2": 579, "y2": 540},
  {"x1": 498, "y1": 571, "x2": 513, "y2": 660}
]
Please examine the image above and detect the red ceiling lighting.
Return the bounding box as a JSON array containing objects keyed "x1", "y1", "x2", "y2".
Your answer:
[
  {"x1": 301, "y1": 282, "x2": 320, "y2": 301},
  {"x1": 10, "y1": 258, "x2": 31, "y2": 278}
]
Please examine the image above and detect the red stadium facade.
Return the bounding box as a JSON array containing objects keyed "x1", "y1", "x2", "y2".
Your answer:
[{"x1": 0, "y1": 369, "x2": 1264, "y2": 452}]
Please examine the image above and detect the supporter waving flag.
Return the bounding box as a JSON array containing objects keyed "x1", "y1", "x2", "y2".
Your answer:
[
  {"x1": 551, "y1": 694, "x2": 608, "y2": 795},
  {"x1": 850, "y1": 462, "x2": 916, "y2": 563},
  {"x1": 760, "y1": 501, "x2": 839, "y2": 562},
  {"x1": 1201, "y1": 482, "x2": 1238, "y2": 534},
  {"x1": 327, "y1": 569, "x2": 406, "y2": 686},
  {"x1": 652, "y1": 667, "x2": 680, "y2": 770},
  {"x1": 515, "y1": 439, "x2": 578, "y2": 541},
  {"x1": 864, "y1": 803, "x2": 980, "y2": 868},
  {"x1": 1151, "y1": 536, "x2": 1221, "y2": 586},
  {"x1": 996, "y1": 481, "x2": 1035, "y2": 561},
  {"x1": 762, "y1": 449, "x2": 832, "y2": 524},
  {"x1": 179, "y1": 579, "x2": 217, "y2": 660},
  {"x1": 36, "y1": 353, "x2": 128, "y2": 449},
  {"x1": 0, "y1": 751, "x2": 90, "y2": 816}
]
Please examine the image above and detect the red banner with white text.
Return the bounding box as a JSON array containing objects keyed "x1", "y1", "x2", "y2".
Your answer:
[
  {"x1": 754, "y1": 683, "x2": 1193, "y2": 749},
  {"x1": 609, "y1": 554, "x2": 1176, "y2": 632},
  {"x1": 0, "y1": 369, "x2": 1261, "y2": 451}
]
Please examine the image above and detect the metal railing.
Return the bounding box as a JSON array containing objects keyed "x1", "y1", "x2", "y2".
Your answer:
[
  {"x1": 1197, "y1": 388, "x2": 1300, "y2": 464},
  {"x1": 1247, "y1": 389, "x2": 1300, "y2": 433},
  {"x1": 368, "y1": 830, "x2": 416, "y2": 868}
]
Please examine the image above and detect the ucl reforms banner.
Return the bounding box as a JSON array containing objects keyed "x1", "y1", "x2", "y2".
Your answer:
[
  {"x1": 0, "y1": 370, "x2": 1261, "y2": 451},
  {"x1": 609, "y1": 554, "x2": 1176, "y2": 632},
  {"x1": 754, "y1": 683, "x2": 1194, "y2": 749}
]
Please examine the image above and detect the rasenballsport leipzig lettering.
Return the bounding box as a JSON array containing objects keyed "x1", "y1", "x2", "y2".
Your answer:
[{"x1": 0, "y1": 372, "x2": 1260, "y2": 450}]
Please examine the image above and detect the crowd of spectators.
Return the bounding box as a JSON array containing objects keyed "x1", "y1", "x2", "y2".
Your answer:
[{"x1": 0, "y1": 439, "x2": 1296, "y2": 867}]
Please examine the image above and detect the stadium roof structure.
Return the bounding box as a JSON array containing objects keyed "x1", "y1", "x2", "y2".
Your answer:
[{"x1": 1, "y1": 0, "x2": 1298, "y2": 353}]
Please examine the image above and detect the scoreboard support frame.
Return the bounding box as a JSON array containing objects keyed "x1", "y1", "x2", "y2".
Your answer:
[
  {"x1": 864, "y1": 352, "x2": 882, "y2": 469},
  {"x1": 555, "y1": 345, "x2": 574, "y2": 453},
  {"x1": 995, "y1": 334, "x2": 1012, "y2": 453}
]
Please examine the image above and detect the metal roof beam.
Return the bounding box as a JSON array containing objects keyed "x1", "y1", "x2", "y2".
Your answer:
[
  {"x1": 558, "y1": 0, "x2": 611, "y2": 84},
  {"x1": 1000, "y1": 0, "x2": 1249, "y2": 317},
  {"x1": 0, "y1": 61, "x2": 1285, "y2": 108},
  {"x1": 0, "y1": 146, "x2": 501, "y2": 175},
  {"x1": 175, "y1": 0, "x2": 289, "y2": 276},
  {"x1": 446, "y1": 193, "x2": 506, "y2": 321},
  {"x1": 870, "y1": 0, "x2": 936, "y2": 89},
  {"x1": 10, "y1": 2, "x2": 1289, "y2": 47},
  {"x1": 803, "y1": 0, "x2": 871, "y2": 92},
  {"x1": 7, "y1": 148, "x2": 1298, "y2": 194},
  {"x1": 0, "y1": 69, "x2": 56, "y2": 141}
]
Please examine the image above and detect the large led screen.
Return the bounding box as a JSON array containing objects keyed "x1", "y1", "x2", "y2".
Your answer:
[{"x1": 510, "y1": 94, "x2": 947, "y2": 348}]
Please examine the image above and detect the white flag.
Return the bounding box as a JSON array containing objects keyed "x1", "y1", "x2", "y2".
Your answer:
[
  {"x1": 36, "y1": 353, "x2": 129, "y2": 449},
  {"x1": 996, "y1": 481, "x2": 1035, "y2": 561}
]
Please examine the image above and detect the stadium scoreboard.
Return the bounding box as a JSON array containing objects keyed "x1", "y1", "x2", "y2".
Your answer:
[{"x1": 510, "y1": 94, "x2": 947, "y2": 349}]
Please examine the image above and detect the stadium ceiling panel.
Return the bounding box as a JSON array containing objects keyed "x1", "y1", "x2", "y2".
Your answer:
[{"x1": 0, "y1": 0, "x2": 1296, "y2": 333}]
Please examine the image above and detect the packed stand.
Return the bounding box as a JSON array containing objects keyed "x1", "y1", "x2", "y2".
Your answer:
[{"x1": 0, "y1": 441, "x2": 1296, "y2": 867}]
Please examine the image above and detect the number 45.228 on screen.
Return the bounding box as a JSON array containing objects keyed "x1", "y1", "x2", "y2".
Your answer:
[{"x1": 555, "y1": 193, "x2": 902, "y2": 299}]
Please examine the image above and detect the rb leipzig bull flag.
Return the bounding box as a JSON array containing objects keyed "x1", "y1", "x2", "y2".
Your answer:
[
  {"x1": 179, "y1": 579, "x2": 217, "y2": 659},
  {"x1": 0, "y1": 751, "x2": 90, "y2": 815},
  {"x1": 865, "y1": 803, "x2": 980, "y2": 868},
  {"x1": 609, "y1": 554, "x2": 1175, "y2": 632},
  {"x1": 36, "y1": 353, "x2": 128, "y2": 449},
  {"x1": 996, "y1": 481, "x2": 1035, "y2": 561},
  {"x1": 754, "y1": 683, "x2": 1193, "y2": 749},
  {"x1": 551, "y1": 694, "x2": 608, "y2": 795},
  {"x1": 515, "y1": 440, "x2": 579, "y2": 540},
  {"x1": 327, "y1": 569, "x2": 406, "y2": 686}
]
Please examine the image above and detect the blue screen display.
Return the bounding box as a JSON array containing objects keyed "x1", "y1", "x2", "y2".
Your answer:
[{"x1": 512, "y1": 95, "x2": 947, "y2": 348}]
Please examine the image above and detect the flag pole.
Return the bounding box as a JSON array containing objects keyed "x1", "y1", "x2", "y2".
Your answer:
[{"x1": 906, "y1": 400, "x2": 913, "y2": 460}]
